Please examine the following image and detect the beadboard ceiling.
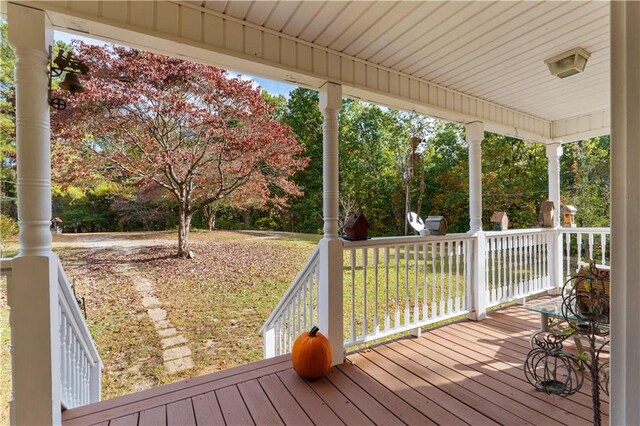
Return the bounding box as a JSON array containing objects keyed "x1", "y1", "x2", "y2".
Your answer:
[{"x1": 189, "y1": 0, "x2": 609, "y2": 122}]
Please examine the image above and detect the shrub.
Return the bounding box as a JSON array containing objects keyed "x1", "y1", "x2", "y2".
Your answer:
[
  {"x1": 0, "y1": 215, "x2": 18, "y2": 239},
  {"x1": 255, "y1": 217, "x2": 277, "y2": 231}
]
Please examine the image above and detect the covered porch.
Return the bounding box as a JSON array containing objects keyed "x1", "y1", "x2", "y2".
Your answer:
[
  {"x1": 62, "y1": 303, "x2": 606, "y2": 425},
  {"x1": 2, "y1": 1, "x2": 637, "y2": 425}
]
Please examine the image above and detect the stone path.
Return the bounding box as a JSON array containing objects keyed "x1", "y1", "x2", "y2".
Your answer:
[{"x1": 115, "y1": 264, "x2": 194, "y2": 374}]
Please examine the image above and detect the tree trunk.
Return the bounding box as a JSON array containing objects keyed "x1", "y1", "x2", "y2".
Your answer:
[
  {"x1": 202, "y1": 204, "x2": 217, "y2": 231},
  {"x1": 177, "y1": 204, "x2": 193, "y2": 258}
]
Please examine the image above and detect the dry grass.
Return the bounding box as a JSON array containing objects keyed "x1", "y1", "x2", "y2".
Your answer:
[{"x1": 56, "y1": 230, "x2": 319, "y2": 398}]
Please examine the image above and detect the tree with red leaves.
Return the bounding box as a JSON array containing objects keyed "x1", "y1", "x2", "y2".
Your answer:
[{"x1": 53, "y1": 43, "x2": 307, "y2": 257}]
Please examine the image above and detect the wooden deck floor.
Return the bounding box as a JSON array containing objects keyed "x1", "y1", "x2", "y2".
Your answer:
[{"x1": 62, "y1": 303, "x2": 607, "y2": 425}]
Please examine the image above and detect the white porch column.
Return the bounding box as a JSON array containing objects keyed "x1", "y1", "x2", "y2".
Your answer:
[
  {"x1": 318, "y1": 82, "x2": 344, "y2": 365},
  {"x1": 466, "y1": 122, "x2": 486, "y2": 321},
  {"x1": 545, "y1": 143, "x2": 564, "y2": 293},
  {"x1": 7, "y1": 4, "x2": 61, "y2": 425},
  {"x1": 467, "y1": 122, "x2": 484, "y2": 234},
  {"x1": 611, "y1": 2, "x2": 640, "y2": 424}
]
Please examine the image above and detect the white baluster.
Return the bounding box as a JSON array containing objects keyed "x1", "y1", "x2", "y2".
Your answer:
[
  {"x1": 414, "y1": 243, "x2": 419, "y2": 322},
  {"x1": 384, "y1": 247, "x2": 390, "y2": 331},
  {"x1": 447, "y1": 242, "x2": 453, "y2": 313},
  {"x1": 601, "y1": 232, "x2": 607, "y2": 265},
  {"x1": 350, "y1": 249, "x2": 356, "y2": 342},
  {"x1": 455, "y1": 241, "x2": 461, "y2": 312},
  {"x1": 431, "y1": 243, "x2": 436, "y2": 317},
  {"x1": 303, "y1": 279, "x2": 308, "y2": 331},
  {"x1": 373, "y1": 247, "x2": 379, "y2": 334},
  {"x1": 404, "y1": 244, "x2": 410, "y2": 325},
  {"x1": 439, "y1": 242, "x2": 445, "y2": 316},
  {"x1": 362, "y1": 248, "x2": 368, "y2": 338},
  {"x1": 423, "y1": 243, "x2": 429, "y2": 319},
  {"x1": 565, "y1": 232, "x2": 571, "y2": 282},
  {"x1": 577, "y1": 233, "x2": 583, "y2": 267},
  {"x1": 485, "y1": 238, "x2": 491, "y2": 303},
  {"x1": 497, "y1": 237, "x2": 503, "y2": 302},
  {"x1": 395, "y1": 245, "x2": 401, "y2": 328},
  {"x1": 588, "y1": 232, "x2": 594, "y2": 261}
]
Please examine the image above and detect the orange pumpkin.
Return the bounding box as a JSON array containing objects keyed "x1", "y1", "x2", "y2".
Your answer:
[{"x1": 291, "y1": 326, "x2": 332, "y2": 379}]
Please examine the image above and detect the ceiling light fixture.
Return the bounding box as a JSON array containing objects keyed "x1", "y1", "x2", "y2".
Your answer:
[{"x1": 544, "y1": 48, "x2": 591, "y2": 79}]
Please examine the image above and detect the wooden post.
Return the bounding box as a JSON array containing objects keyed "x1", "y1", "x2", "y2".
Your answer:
[
  {"x1": 7, "y1": 4, "x2": 61, "y2": 424},
  {"x1": 466, "y1": 122, "x2": 486, "y2": 321},
  {"x1": 546, "y1": 143, "x2": 564, "y2": 294},
  {"x1": 611, "y1": 3, "x2": 640, "y2": 424},
  {"x1": 318, "y1": 83, "x2": 344, "y2": 366}
]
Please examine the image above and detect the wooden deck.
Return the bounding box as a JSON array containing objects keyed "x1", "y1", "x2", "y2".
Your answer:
[{"x1": 62, "y1": 303, "x2": 607, "y2": 425}]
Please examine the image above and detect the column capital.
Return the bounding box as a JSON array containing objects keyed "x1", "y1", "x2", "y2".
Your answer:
[
  {"x1": 545, "y1": 143, "x2": 563, "y2": 159},
  {"x1": 465, "y1": 121, "x2": 484, "y2": 143},
  {"x1": 319, "y1": 82, "x2": 342, "y2": 112},
  {"x1": 8, "y1": 4, "x2": 53, "y2": 53}
]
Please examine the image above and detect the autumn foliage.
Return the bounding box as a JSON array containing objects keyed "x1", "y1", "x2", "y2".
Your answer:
[{"x1": 52, "y1": 43, "x2": 307, "y2": 257}]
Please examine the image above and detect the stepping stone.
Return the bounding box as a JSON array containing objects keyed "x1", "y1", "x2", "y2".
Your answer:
[
  {"x1": 163, "y1": 345, "x2": 192, "y2": 362},
  {"x1": 164, "y1": 357, "x2": 194, "y2": 374},
  {"x1": 153, "y1": 320, "x2": 172, "y2": 330},
  {"x1": 142, "y1": 295, "x2": 161, "y2": 308},
  {"x1": 161, "y1": 335, "x2": 188, "y2": 349},
  {"x1": 147, "y1": 308, "x2": 166, "y2": 321},
  {"x1": 158, "y1": 327, "x2": 177, "y2": 338}
]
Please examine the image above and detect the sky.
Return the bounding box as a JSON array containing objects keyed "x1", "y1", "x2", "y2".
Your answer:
[{"x1": 54, "y1": 30, "x2": 298, "y2": 98}]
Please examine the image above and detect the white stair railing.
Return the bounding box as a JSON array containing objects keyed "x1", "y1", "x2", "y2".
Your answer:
[
  {"x1": 261, "y1": 246, "x2": 320, "y2": 357},
  {"x1": 484, "y1": 229, "x2": 555, "y2": 308},
  {"x1": 342, "y1": 234, "x2": 473, "y2": 348},
  {"x1": 1, "y1": 256, "x2": 101, "y2": 411},
  {"x1": 560, "y1": 227, "x2": 611, "y2": 282},
  {"x1": 56, "y1": 257, "x2": 102, "y2": 409}
]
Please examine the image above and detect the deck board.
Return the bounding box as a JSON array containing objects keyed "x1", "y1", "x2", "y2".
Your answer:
[{"x1": 62, "y1": 303, "x2": 608, "y2": 426}]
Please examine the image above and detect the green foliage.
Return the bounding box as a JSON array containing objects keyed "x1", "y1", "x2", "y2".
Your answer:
[
  {"x1": 0, "y1": 214, "x2": 18, "y2": 238},
  {"x1": 255, "y1": 216, "x2": 277, "y2": 231},
  {"x1": 561, "y1": 136, "x2": 610, "y2": 227}
]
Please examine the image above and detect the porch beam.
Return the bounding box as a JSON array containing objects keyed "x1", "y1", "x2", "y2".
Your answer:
[
  {"x1": 14, "y1": 0, "x2": 553, "y2": 144},
  {"x1": 611, "y1": 2, "x2": 640, "y2": 424},
  {"x1": 552, "y1": 109, "x2": 610, "y2": 143},
  {"x1": 7, "y1": 4, "x2": 61, "y2": 425},
  {"x1": 318, "y1": 82, "x2": 344, "y2": 365}
]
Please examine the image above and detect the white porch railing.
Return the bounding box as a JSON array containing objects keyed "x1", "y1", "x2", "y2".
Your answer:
[
  {"x1": 0, "y1": 257, "x2": 102, "y2": 410},
  {"x1": 484, "y1": 229, "x2": 555, "y2": 308},
  {"x1": 342, "y1": 234, "x2": 473, "y2": 348},
  {"x1": 261, "y1": 246, "x2": 320, "y2": 357},
  {"x1": 262, "y1": 226, "x2": 611, "y2": 358},
  {"x1": 560, "y1": 227, "x2": 611, "y2": 281},
  {"x1": 57, "y1": 257, "x2": 102, "y2": 409}
]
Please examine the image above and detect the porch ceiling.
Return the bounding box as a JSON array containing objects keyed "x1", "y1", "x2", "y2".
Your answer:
[
  {"x1": 6, "y1": 0, "x2": 611, "y2": 143},
  {"x1": 195, "y1": 1, "x2": 610, "y2": 124}
]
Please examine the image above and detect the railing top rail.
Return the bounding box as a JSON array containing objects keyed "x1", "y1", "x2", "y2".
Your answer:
[
  {"x1": 484, "y1": 228, "x2": 556, "y2": 237},
  {"x1": 558, "y1": 227, "x2": 611, "y2": 234},
  {"x1": 0, "y1": 258, "x2": 13, "y2": 277},
  {"x1": 57, "y1": 257, "x2": 102, "y2": 366},
  {"x1": 261, "y1": 245, "x2": 320, "y2": 332},
  {"x1": 341, "y1": 233, "x2": 473, "y2": 249}
]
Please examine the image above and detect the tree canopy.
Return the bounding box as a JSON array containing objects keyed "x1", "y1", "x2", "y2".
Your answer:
[{"x1": 52, "y1": 43, "x2": 307, "y2": 256}]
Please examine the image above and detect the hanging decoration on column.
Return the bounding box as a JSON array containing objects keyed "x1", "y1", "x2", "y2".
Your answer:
[{"x1": 48, "y1": 46, "x2": 89, "y2": 110}]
